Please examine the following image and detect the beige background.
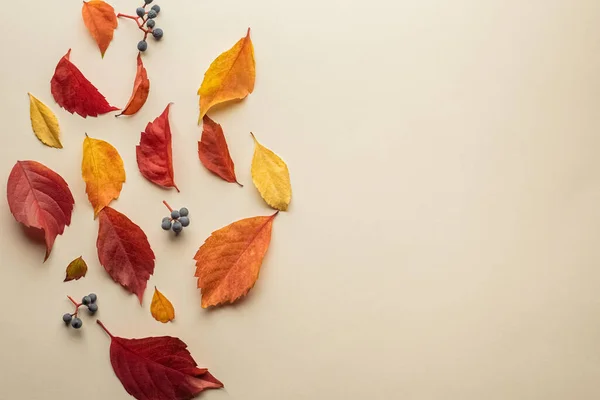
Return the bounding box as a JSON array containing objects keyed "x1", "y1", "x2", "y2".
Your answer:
[{"x1": 1, "y1": 0, "x2": 600, "y2": 399}]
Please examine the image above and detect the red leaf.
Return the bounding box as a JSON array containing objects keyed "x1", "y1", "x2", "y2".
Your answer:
[
  {"x1": 50, "y1": 49, "x2": 119, "y2": 118},
  {"x1": 198, "y1": 115, "x2": 242, "y2": 186},
  {"x1": 136, "y1": 104, "x2": 179, "y2": 191},
  {"x1": 6, "y1": 161, "x2": 74, "y2": 260},
  {"x1": 97, "y1": 207, "x2": 155, "y2": 303},
  {"x1": 97, "y1": 320, "x2": 224, "y2": 400},
  {"x1": 118, "y1": 54, "x2": 150, "y2": 116}
]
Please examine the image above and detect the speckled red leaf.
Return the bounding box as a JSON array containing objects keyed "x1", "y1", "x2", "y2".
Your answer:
[
  {"x1": 136, "y1": 104, "x2": 179, "y2": 191},
  {"x1": 118, "y1": 54, "x2": 150, "y2": 116},
  {"x1": 198, "y1": 115, "x2": 241, "y2": 185},
  {"x1": 97, "y1": 207, "x2": 155, "y2": 303},
  {"x1": 97, "y1": 320, "x2": 224, "y2": 400},
  {"x1": 50, "y1": 49, "x2": 119, "y2": 118},
  {"x1": 6, "y1": 160, "x2": 74, "y2": 261}
]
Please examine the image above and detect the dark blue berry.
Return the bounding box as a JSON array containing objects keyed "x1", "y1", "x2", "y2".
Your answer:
[
  {"x1": 180, "y1": 216, "x2": 190, "y2": 227},
  {"x1": 152, "y1": 28, "x2": 163, "y2": 40},
  {"x1": 88, "y1": 303, "x2": 98, "y2": 314},
  {"x1": 172, "y1": 220, "x2": 183, "y2": 234},
  {"x1": 151, "y1": 5, "x2": 161, "y2": 13},
  {"x1": 71, "y1": 318, "x2": 83, "y2": 329},
  {"x1": 82, "y1": 296, "x2": 91, "y2": 305},
  {"x1": 144, "y1": 0, "x2": 153, "y2": 4},
  {"x1": 161, "y1": 217, "x2": 172, "y2": 230},
  {"x1": 179, "y1": 207, "x2": 189, "y2": 217},
  {"x1": 136, "y1": 7, "x2": 146, "y2": 17},
  {"x1": 171, "y1": 210, "x2": 180, "y2": 219},
  {"x1": 147, "y1": 9, "x2": 157, "y2": 19},
  {"x1": 89, "y1": 293, "x2": 97, "y2": 303},
  {"x1": 146, "y1": 19, "x2": 156, "y2": 28},
  {"x1": 137, "y1": 40, "x2": 148, "y2": 52},
  {"x1": 63, "y1": 313, "x2": 73, "y2": 323}
]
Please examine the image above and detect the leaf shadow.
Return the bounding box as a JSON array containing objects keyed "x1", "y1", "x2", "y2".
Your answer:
[
  {"x1": 18, "y1": 225, "x2": 47, "y2": 261},
  {"x1": 204, "y1": 98, "x2": 247, "y2": 120}
]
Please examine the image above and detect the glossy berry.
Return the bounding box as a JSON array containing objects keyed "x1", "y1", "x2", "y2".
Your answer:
[
  {"x1": 88, "y1": 303, "x2": 98, "y2": 314},
  {"x1": 172, "y1": 220, "x2": 183, "y2": 234},
  {"x1": 179, "y1": 207, "x2": 189, "y2": 217},
  {"x1": 147, "y1": 9, "x2": 157, "y2": 19},
  {"x1": 71, "y1": 318, "x2": 83, "y2": 329},
  {"x1": 88, "y1": 293, "x2": 97, "y2": 303},
  {"x1": 146, "y1": 19, "x2": 156, "y2": 28},
  {"x1": 82, "y1": 296, "x2": 91, "y2": 305},
  {"x1": 161, "y1": 217, "x2": 172, "y2": 230},
  {"x1": 152, "y1": 28, "x2": 164, "y2": 40},
  {"x1": 180, "y1": 216, "x2": 190, "y2": 227},
  {"x1": 136, "y1": 7, "x2": 146, "y2": 17},
  {"x1": 137, "y1": 40, "x2": 148, "y2": 52},
  {"x1": 171, "y1": 210, "x2": 180, "y2": 219},
  {"x1": 63, "y1": 313, "x2": 73, "y2": 323},
  {"x1": 151, "y1": 5, "x2": 161, "y2": 13},
  {"x1": 145, "y1": 0, "x2": 153, "y2": 4}
]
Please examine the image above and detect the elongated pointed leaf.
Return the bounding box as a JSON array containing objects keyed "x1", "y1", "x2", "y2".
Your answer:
[
  {"x1": 118, "y1": 54, "x2": 150, "y2": 116},
  {"x1": 198, "y1": 115, "x2": 241, "y2": 185}
]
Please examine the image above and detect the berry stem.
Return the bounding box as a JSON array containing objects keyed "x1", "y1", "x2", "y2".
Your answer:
[
  {"x1": 163, "y1": 200, "x2": 174, "y2": 212},
  {"x1": 116, "y1": 13, "x2": 151, "y2": 34},
  {"x1": 96, "y1": 320, "x2": 115, "y2": 339},
  {"x1": 67, "y1": 295, "x2": 82, "y2": 317}
]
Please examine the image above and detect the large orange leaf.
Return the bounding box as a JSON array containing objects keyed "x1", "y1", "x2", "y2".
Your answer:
[
  {"x1": 197, "y1": 28, "x2": 255, "y2": 122},
  {"x1": 118, "y1": 54, "x2": 150, "y2": 116},
  {"x1": 194, "y1": 212, "x2": 277, "y2": 308},
  {"x1": 82, "y1": 0, "x2": 118, "y2": 57}
]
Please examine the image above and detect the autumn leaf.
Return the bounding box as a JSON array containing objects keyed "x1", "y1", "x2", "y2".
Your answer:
[
  {"x1": 194, "y1": 212, "x2": 278, "y2": 308},
  {"x1": 64, "y1": 256, "x2": 88, "y2": 282},
  {"x1": 97, "y1": 207, "x2": 155, "y2": 304},
  {"x1": 251, "y1": 133, "x2": 292, "y2": 211},
  {"x1": 151, "y1": 287, "x2": 175, "y2": 323},
  {"x1": 198, "y1": 115, "x2": 241, "y2": 185},
  {"x1": 82, "y1": 0, "x2": 118, "y2": 57},
  {"x1": 118, "y1": 54, "x2": 150, "y2": 116},
  {"x1": 197, "y1": 28, "x2": 255, "y2": 122},
  {"x1": 97, "y1": 320, "x2": 223, "y2": 400},
  {"x1": 6, "y1": 161, "x2": 74, "y2": 260},
  {"x1": 136, "y1": 104, "x2": 179, "y2": 191},
  {"x1": 51, "y1": 49, "x2": 119, "y2": 118},
  {"x1": 28, "y1": 93, "x2": 62, "y2": 149},
  {"x1": 82, "y1": 135, "x2": 126, "y2": 217}
]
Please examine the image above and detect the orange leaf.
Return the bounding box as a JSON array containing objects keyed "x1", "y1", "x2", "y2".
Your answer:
[
  {"x1": 194, "y1": 212, "x2": 278, "y2": 308},
  {"x1": 82, "y1": 1, "x2": 118, "y2": 57},
  {"x1": 150, "y1": 287, "x2": 175, "y2": 323},
  {"x1": 118, "y1": 54, "x2": 150, "y2": 116},
  {"x1": 198, "y1": 115, "x2": 242, "y2": 186},
  {"x1": 197, "y1": 28, "x2": 255, "y2": 122}
]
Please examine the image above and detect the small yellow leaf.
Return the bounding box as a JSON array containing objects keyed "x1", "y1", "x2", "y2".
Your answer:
[
  {"x1": 64, "y1": 256, "x2": 88, "y2": 282},
  {"x1": 150, "y1": 287, "x2": 175, "y2": 323},
  {"x1": 197, "y1": 28, "x2": 255, "y2": 122},
  {"x1": 28, "y1": 93, "x2": 62, "y2": 149},
  {"x1": 251, "y1": 133, "x2": 292, "y2": 211},
  {"x1": 82, "y1": 135, "x2": 126, "y2": 217}
]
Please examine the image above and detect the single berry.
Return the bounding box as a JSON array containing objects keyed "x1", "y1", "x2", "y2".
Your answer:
[
  {"x1": 179, "y1": 207, "x2": 189, "y2": 217},
  {"x1": 147, "y1": 9, "x2": 157, "y2": 19},
  {"x1": 63, "y1": 313, "x2": 73, "y2": 324},
  {"x1": 152, "y1": 28, "x2": 164, "y2": 40},
  {"x1": 145, "y1": 0, "x2": 153, "y2": 4},
  {"x1": 161, "y1": 217, "x2": 172, "y2": 230},
  {"x1": 136, "y1": 7, "x2": 146, "y2": 17},
  {"x1": 82, "y1": 296, "x2": 91, "y2": 305},
  {"x1": 180, "y1": 216, "x2": 190, "y2": 227},
  {"x1": 88, "y1": 303, "x2": 98, "y2": 314},
  {"x1": 172, "y1": 220, "x2": 183, "y2": 234},
  {"x1": 137, "y1": 40, "x2": 148, "y2": 52},
  {"x1": 146, "y1": 19, "x2": 156, "y2": 28},
  {"x1": 151, "y1": 5, "x2": 161, "y2": 13},
  {"x1": 171, "y1": 210, "x2": 180, "y2": 219},
  {"x1": 88, "y1": 293, "x2": 97, "y2": 303},
  {"x1": 71, "y1": 318, "x2": 83, "y2": 329}
]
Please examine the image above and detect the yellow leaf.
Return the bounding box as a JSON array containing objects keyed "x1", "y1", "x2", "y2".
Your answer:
[
  {"x1": 64, "y1": 256, "x2": 88, "y2": 282},
  {"x1": 197, "y1": 28, "x2": 255, "y2": 122},
  {"x1": 150, "y1": 287, "x2": 175, "y2": 323},
  {"x1": 82, "y1": 135, "x2": 126, "y2": 217},
  {"x1": 28, "y1": 93, "x2": 62, "y2": 149},
  {"x1": 251, "y1": 133, "x2": 292, "y2": 211}
]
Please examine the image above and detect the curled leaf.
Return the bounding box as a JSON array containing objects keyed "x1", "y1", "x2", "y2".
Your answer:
[
  {"x1": 6, "y1": 161, "x2": 74, "y2": 260},
  {"x1": 197, "y1": 28, "x2": 255, "y2": 122},
  {"x1": 82, "y1": 135, "x2": 126, "y2": 217},
  {"x1": 136, "y1": 104, "x2": 179, "y2": 191},
  {"x1": 118, "y1": 54, "x2": 150, "y2": 116},
  {"x1": 194, "y1": 212, "x2": 278, "y2": 308},
  {"x1": 28, "y1": 93, "x2": 62, "y2": 149},
  {"x1": 64, "y1": 256, "x2": 88, "y2": 282},
  {"x1": 82, "y1": 0, "x2": 118, "y2": 57},
  {"x1": 251, "y1": 133, "x2": 292, "y2": 211},
  {"x1": 151, "y1": 287, "x2": 175, "y2": 323},
  {"x1": 51, "y1": 49, "x2": 119, "y2": 118},
  {"x1": 198, "y1": 115, "x2": 241, "y2": 185}
]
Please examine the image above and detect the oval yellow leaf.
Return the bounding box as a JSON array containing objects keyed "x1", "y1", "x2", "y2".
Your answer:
[
  {"x1": 82, "y1": 135, "x2": 126, "y2": 217},
  {"x1": 64, "y1": 256, "x2": 88, "y2": 282},
  {"x1": 251, "y1": 133, "x2": 292, "y2": 211},
  {"x1": 28, "y1": 93, "x2": 62, "y2": 149},
  {"x1": 151, "y1": 287, "x2": 175, "y2": 323},
  {"x1": 197, "y1": 28, "x2": 255, "y2": 122}
]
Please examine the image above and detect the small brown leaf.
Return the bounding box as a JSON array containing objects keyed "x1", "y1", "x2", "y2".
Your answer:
[{"x1": 64, "y1": 256, "x2": 88, "y2": 282}]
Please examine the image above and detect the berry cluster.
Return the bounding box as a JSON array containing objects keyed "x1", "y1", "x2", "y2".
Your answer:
[
  {"x1": 117, "y1": 0, "x2": 164, "y2": 53},
  {"x1": 62, "y1": 294, "x2": 98, "y2": 329},
  {"x1": 162, "y1": 201, "x2": 190, "y2": 235}
]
